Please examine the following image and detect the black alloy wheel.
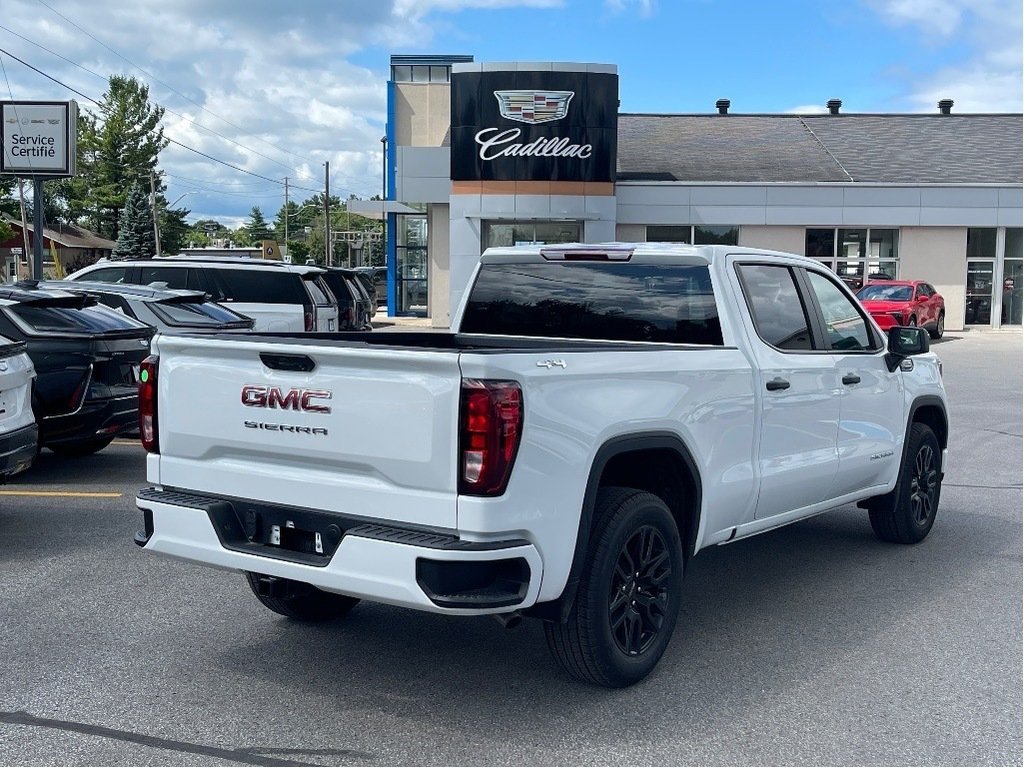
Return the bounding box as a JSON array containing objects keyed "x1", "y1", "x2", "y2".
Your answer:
[
  {"x1": 608, "y1": 525, "x2": 672, "y2": 656},
  {"x1": 909, "y1": 439, "x2": 939, "y2": 526},
  {"x1": 544, "y1": 486, "x2": 684, "y2": 687},
  {"x1": 868, "y1": 423, "x2": 943, "y2": 544}
]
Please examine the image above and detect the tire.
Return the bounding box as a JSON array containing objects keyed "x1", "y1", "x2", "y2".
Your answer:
[
  {"x1": 929, "y1": 312, "x2": 945, "y2": 340},
  {"x1": 244, "y1": 572, "x2": 359, "y2": 621},
  {"x1": 868, "y1": 423, "x2": 942, "y2": 544},
  {"x1": 545, "y1": 487, "x2": 684, "y2": 688},
  {"x1": 46, "y1": 436, "x2": 116, "y2": 456}
]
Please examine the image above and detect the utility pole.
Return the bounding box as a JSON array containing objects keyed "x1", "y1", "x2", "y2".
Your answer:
[
  {"x1": 32, "y1": 178, "x2": 44, "y2": 280},
  {"x1": 324, "y1": 161, "x2": 331, "y2": 267},
  {"x1": 17, "y1": 179, "x2": 30, "y2": 278},
  {"x1": 283, "y1": 176, "x2": 289, "y2": 259},
  {"x1": 150, "y1": 170, "x2": 162, "y2": 257}
]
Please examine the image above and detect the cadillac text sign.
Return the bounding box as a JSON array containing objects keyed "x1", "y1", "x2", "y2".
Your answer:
[
  {"x1": 1, "y1": 101, "x2": 78, "y2": 177},
  {"x1": 450, "y1": 70, "x2": 617, "y2": 183}
]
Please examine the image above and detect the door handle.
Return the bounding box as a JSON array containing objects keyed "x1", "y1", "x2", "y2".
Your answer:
[
  {"x1": 765, "y1": 377, "x2": 791, "y2": 391},
  {"x1": 842, "y1": 374, "x2": 861, "y2": 385}
]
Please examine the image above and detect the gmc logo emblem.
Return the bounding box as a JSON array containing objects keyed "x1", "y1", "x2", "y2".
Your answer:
[{"x1": 241, "y1": 385, "x2": 332, "y2": 414}]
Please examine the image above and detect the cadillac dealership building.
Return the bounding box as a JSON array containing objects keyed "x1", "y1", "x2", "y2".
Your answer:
[{"x1": 353, "y1": 55, "x2": 1022, "y2": 330}]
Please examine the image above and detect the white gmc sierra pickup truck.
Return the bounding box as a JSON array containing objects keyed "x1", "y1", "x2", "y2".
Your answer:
[{"x1": 134, "y1": 243, "x2": 948, "y2": 687}]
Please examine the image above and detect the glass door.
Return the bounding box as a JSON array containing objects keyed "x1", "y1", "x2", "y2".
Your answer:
[
  {"x1": 1002, "y1": 260, "x2": 1022, "y2": 326},
  {"x1": 966, "y1": 261, "x2": 995, "y2": 325},
  {"x1": 396, "y1": 215, "x2": 427, "y2": 316}
]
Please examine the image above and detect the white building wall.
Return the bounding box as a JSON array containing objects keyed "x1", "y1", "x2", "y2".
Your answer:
[
  {"x1": 738, "y1": 226, "x2": 806, "y2": 253},
  {"x1": 899, "y1": 227, "x2": 968, "y2": 330},
  {"x1": 428, "y1": 204, "x2": 450, "y2": 327}
]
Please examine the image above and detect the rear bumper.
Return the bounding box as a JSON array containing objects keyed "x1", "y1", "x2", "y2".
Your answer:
[
  {"x1": 40, "y1": 395, "x2": 138, "y2": 446},
  {"x1": 135, "y1": 487, "x2": 543, "y2": 615},
  {"x1": 0, "y1": 423, "x2": 38, "y2": 479}
]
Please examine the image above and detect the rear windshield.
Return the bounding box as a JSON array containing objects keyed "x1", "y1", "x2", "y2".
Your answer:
[
  {"x1": 149, "y1": 299, "x2": 250, "y2": 327},
  {"x1": 857, "y1": 284, "x2": 913, "y2": 301},
  {"x1": 460, "y1": 262, "x2": 723, "y2": 345},
  {"x1": 304, "y1": 276, "x2": 333, "y2": 306},
  {"x1": 6, "y1": 303, "x2": 150, "y2": 335},
  {"x1": 214, "y1": 270, "x2": 308, "y2": 305},
  {"x1": 322, "y1": 273, "x2": 355, "y2": 305}
]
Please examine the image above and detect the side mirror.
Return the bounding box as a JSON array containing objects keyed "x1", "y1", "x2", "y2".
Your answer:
[
  {"x1": 916, "y1": 294, "x2": 929, "y2": 302},
  {"x1": 885, "y1": 326, "x2": 930, "y2": 371}
]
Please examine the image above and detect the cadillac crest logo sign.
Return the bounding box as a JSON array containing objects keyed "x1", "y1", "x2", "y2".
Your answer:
[
  {"x1": 494, "y1": 91, "x2": 574, "y2": 124},
  {"x1": 450, "y1": 68, "x2": 617, "y2": 183}
]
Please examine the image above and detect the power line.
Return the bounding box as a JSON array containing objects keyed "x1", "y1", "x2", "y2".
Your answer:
[
  {"x1": 0, "y1": 24, "x2": 313, "y2": 178},
  {"x1": 32, "y1": 0, "x2": 316, "y2": 170},
  {"x1": 0, "y1": 46, "x2": 325, "y2": 194}
]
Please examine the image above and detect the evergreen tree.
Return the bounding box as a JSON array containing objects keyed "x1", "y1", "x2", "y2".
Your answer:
[
  {"x1": 244, "y1": 206, "x2": 272, "y2": 243},
  {"x1": 111, "y1": 182, "x2": 156, "y2": 259}
]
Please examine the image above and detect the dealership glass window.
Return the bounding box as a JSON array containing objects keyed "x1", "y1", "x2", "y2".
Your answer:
[
  {"x1": 694, "y1": 226, "x2": 739, "y2": 245},
  {"x1": 646, "y1": 225, "x2": 738, "y2": 245},
  {"x1": 482, "y1": 220, "x2": 581, "y2": 249},
  {"x1": 396, "y1": 215, "x2": 428, "y2": 316},
  {"x1": 965, "y1": 228, "x2": 997, "y2": 326},
  {"x1": 391, "y1": 65, "x2": 411, "y2": 82},
  {"x1": 429, "y1": 66, "x2": 449, "y2": 83},
  {"x1": 806, "y1": 227, "x2": 898, "y2": 290},
  {"x1": 647, "y1": 226, "x2": 691, "y2": 244},
  {"x1": 1001, "y1": 228, "x2": 1022, "y2": 326}
]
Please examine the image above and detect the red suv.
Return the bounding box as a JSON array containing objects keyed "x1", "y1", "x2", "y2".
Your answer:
[{"x1": 856, "y1": 280, "x2": 945, "y2": 339}]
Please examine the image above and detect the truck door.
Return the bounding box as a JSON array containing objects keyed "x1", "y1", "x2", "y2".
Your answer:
[
  {"x1": 734, "y1": 263, "x2": 840, "y2": 519},
  {"x1": 801, "y1": 269, "x2": 903, "y2": 496}
]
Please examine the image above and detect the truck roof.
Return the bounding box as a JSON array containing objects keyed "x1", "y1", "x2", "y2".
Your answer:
[{"x1": 478, "y1": 242, "x2": 807, "y2": 265}]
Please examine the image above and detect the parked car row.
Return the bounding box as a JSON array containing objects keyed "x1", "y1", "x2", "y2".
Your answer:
[
  {"x1": 66, "y1": 256, "x2": 381, "y2": 333},
  {"x1": 0, "y1": 282, "x2": 154, "y2": 474}
]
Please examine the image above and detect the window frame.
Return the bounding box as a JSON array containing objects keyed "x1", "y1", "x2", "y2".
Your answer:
[
  {"x1": 735, "y1": 260, "x2": 884, "y2": 354},
  {"x1": 734, "y1": 262, "x2": 820, "y2": 353},
  {"x1": 797, "y1": 267, "x2": 884, "y2": 353}
]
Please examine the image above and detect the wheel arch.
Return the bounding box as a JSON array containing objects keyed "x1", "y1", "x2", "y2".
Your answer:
[
  {"x1": 909, "y1": 395, "x2": 948, "y2": 452},
  {"x1": 525, "y1": 431, "x2": 702, "y2": 623}
]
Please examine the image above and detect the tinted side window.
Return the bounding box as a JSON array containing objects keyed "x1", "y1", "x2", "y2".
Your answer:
[
  {"x1": 138, "y1": 266, "x2": 201, "y2": 290},
  {"x1": 806, "y1": 271, "x2": 877, "y2": 351},
  {"x1": 737, "y1": 264, "x2": 814, "y2": 350},
  {"x1": 215, "y1": 270, "x2": 307, "y2": 305},
  {"x1": 460, "y1": 263, "x2": 723, "y2": 345},
  {"x1": 304, "y1": 276, "x2": 332, "y2": 305},
  {"x1": 78, "y1": 267, "x2": 127, "y2": 283}
]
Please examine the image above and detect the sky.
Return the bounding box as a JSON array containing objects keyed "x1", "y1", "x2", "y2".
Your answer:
[{"x1": 0, "y1": 0, "x2": 1020, "y2": 228}]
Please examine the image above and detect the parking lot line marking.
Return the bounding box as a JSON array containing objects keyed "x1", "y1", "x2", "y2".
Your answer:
[{"x1": 0, "y1": 491, "x2": 123, "y2": 498}]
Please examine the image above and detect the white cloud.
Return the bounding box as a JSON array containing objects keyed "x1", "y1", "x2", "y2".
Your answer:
[
  {"x1": 786, "y1": 104, "x2": 829, "y2": 114},
  {"x1": 604, "y1": 0, "x2": 656, "y2": 16},
  {"x1": 866, "y1": 0, "x2": 1022, "y2": 111}
]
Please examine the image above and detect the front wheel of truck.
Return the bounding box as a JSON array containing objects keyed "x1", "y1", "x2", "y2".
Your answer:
[
  {"x1": 244, "y1": 572, "x2": 360, "y2": 621},
  {"x1": 544, "y1": 487, "x2": 684, "y2": 688}
]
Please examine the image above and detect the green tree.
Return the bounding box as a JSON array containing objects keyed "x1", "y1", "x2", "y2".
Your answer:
[
  {"x1": 243, "y1": 206, "x2": 272, "y2": 243},
  {"x1": 111, "y1": 182, "x2": 156, "y2": 259},
  {"x1": 159, "y1": 207, "x2": 191, "y2": 255},
  {"x1": 56, "y1": 76, "x2": 168, "y2": 238}
]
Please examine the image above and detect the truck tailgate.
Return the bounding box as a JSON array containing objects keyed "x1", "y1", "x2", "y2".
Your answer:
[{"x1": 152, "y1": 334, "x2": 462, "y2": 530}]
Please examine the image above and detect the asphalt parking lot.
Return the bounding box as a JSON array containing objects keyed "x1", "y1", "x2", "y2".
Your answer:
[{"x1": 0, "y1": 331, "x2": 1020, "y2": 766}]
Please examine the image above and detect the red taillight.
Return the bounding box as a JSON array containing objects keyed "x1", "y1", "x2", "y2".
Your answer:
[
  {"x1": 304, "y1": 310, "x2": 315, "y2": 331},
  {"x1": 139, "y1": 355, "x2": 159, "y2": 453},
  {"x1": 68, "y1": 368, "x2": 90, "y2": 411},
  {"x1": 458, "y1": 379, "x2": 523, "y2": 496},
  {"x1": 345, "y1": 307, "x2": 355, "y2": 326}
]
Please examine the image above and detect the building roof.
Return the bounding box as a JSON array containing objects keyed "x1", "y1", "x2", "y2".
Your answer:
[
  {"x1": 1, "y1": 214, "x2": 116, "y2": 250},
  {"x1": 616, "y1": 113, "x2": 1023, "y2": 185}
]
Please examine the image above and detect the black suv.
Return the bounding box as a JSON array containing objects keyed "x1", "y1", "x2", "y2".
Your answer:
[
  {"x1": 0, "y1": 282, "x2": 154, "y2": 455},
  {"x1": 321, "y1": 269, "x2": 373, "y2": 331}
]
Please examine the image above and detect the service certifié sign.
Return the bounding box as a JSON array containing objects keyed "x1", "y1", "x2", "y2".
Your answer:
[{"x1": 0, "y1": 101, "x2": 78, "y2": 177}]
